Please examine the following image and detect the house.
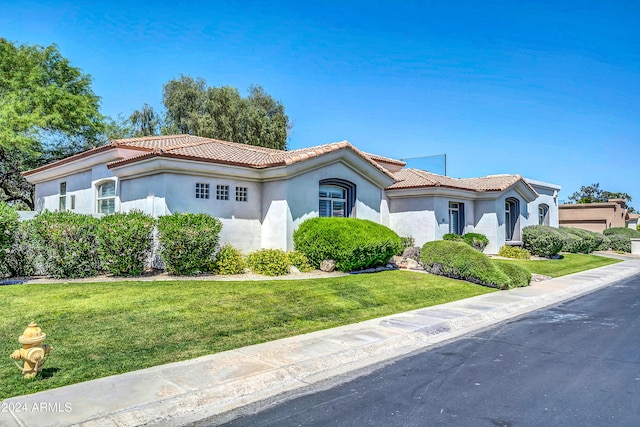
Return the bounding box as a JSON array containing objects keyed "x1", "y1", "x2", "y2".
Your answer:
[
  {"x1": 23, "y1": 135, "x2": 560, "y2": 254},
  {"x1": 627, "y1": 213, "x2": 639, "y2": 231},
  {"x1": 559, "y1": 199, "x2": 629, "y2": 233}
]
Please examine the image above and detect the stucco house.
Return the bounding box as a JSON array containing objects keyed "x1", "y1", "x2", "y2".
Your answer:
[
  {"x1": 559, "y1": 199, "x2": 629, "y2": 233},
  {"x1": 23, "y1": 135, "x2": 560, "y2": 254}
]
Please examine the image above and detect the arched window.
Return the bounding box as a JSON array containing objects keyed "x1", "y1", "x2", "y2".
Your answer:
[
  {"x1": 319, "y1": 179, "x2": 356, "y2": 218},
  {"x1": 505, "y1": 198, "x2": 520, "y2": 241},
  {"x1": 538, "y1": 204, "x2": 550, "y2": 226},
  {"x1": 97, "y1": 180, "x2": 116, "y2": 214}
]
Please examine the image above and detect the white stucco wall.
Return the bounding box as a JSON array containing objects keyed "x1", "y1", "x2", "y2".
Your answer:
[
  {"x1": 388, "y1": 196, "x2": 436, "y2": 247},
  {"x1": 524, "y1": 182, "x2": 559, "y2": 229}
]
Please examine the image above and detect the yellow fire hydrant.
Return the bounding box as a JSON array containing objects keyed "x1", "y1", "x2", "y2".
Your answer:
[{"x1": 10, "y1": 322, "x2": 52, "y2": 379}]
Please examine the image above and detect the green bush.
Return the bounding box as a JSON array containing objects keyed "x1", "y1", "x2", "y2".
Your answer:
[
  {"x1": 598, "y1": 235, "x2": 611, "y2": 251},
  {"x1": 214, "y1": 244, "x2": 246, "y2": 275},
  {"x1": 3, "y1": 221, "x2": 43, "y2": 277},
  {"x1": 492, "y1": 260, "x2": 532, "y2": 288},
  {"x1": 497, "y1": 245, "x2": 531, "y2": 260},
  {"x1": 462, "y1": 233, "x2": 489, "y2": 252},
  {"x1": 607, "y1": 234, "x2": 631, "y2": 253},
  {"x1": 286, "y1": 250, "x2": 314, "y2": 272},
  {"x1": 522, "y1": 225, "x2": 564, "y2": 258},
  {"x1": 558, "y1": 227, "x2": 603, "y2": 254},
  {"x1": 30, "y1": 211, "x2": 101, "y2": 278},
  {"x1": 398, "y1": 236, "x2": 415, "y2": 255},
  {"x1": 603, "y1": 227, "x2": 640, "y2": 238},
  {"x1": 247, "y1": 249, "x2": 289, "y2": 276},
  {"x1": 557, "y1": 228, "x2": 586, "y2": 253},
  {"x1": 157, "y1": 213, "x2": 222, "y2": 275},
  {"x1": 442, "y1": 233, "x2": 464, "y2": 242},
  {"x1": 420, "y1": 240, "x2": 511, "y2": 289},
  {"x1": 96, "y1": 210, "x2": 156, "y2": 276},
  {"x1": 293, "y1": 218, "x2": 402, "y2": 272},
  {"x1": 0, "y1": 202, "x2": 19, "y2": 276}
]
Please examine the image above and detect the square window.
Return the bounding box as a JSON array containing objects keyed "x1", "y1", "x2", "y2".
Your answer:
[
  {"x1": 236, "y1": 187, "x2": 248, "y2": 202},
  {"x1": 216, "y1": 185, "x2": 229, "y2": 200},
  {"x1": 195, "y1": 183, "x2": 210, "y2": 199}
]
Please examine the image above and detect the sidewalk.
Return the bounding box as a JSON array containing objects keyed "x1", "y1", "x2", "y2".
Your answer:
[{"x1": 3, "y1": 258, "x2": 640, "y2": 427}]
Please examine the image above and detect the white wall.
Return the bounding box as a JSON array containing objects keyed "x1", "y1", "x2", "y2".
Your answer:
[{"x1": 388, "y1": 197, "x2": 436, "y2": 247}]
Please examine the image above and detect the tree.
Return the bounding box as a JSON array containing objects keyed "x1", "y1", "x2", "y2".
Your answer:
[
  {"x1": 0, "y1": 39, "x2": 105, "y2": 208},
  {"x1": 568, "y1": 183, "x2": 634, "y2": 212},
  {"x1": 130, "y1": 103, "x2": 161, "y2": 137},
  {"x1": 161, "y1": 75, "x2": 290, "y2": 150}
]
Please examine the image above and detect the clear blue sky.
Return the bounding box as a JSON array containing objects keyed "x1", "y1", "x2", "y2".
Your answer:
[{"x1": 3, "y1": 0, "x2": 639, "y2": 206}]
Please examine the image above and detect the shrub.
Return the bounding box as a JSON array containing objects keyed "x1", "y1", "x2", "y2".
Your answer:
[
  {"x1": 293, "y1": 218, "x2": 402, "y2": 272},
  {"x1": 597, "y1": 235, "x2": 611, "y2": 251},
  {"x1": 603, "y1": 227, "x2": 640, "y2": 238},
  {"x1": 402, "y1": 246, "x2": 421, "y2": 262},
  {"x1": 443, "y1": 233, "x2": 464, "y2": 242},
  {"x1": 420, "y1": 240, "x2": 511, "y2": 289},
  {"x1": 30, "y1": 211, "x2": 101, "y2": 278},
  {"x1": 557, "y1": 228, "x2": 586, "y2": 253},
  {"x1": 214, "y1": 244, "x2": 246, "y2": 275},
  {"x1": 492, "y1": 260, "x2": 532, "y2": 288},
  {"x1": 558, "y1": 227, "x2": 603, "y2": 254},
  {"x1": 0, "y1": 202, "x2": 19, "y2": 276},
  {"x1": 3, "y1": 221, "x2": 43, "y2": 277},
  {"x1": 398, "y1": 236, "x2": 415, "y2": 255},
  {"x1": 247, "y1": 249, "x2": 289, "y2": 276},
  {"x1": 286, "y1": 250, "x2": 313, "y2": 272},
  {"x1": 462, "y1": 233, "x2": 489, "y2": 252},
  {"x1": 522, "y1": 225, "x2": 564, "y2": 258},
  {"x1": 497, "y1": 245, "x2": 531, "y2": 260},
  {"x1": 96, "y1": 210, "x2": 156, "y2": 276},
  {"x1": 607, "y1": 234, "x2": 631, "y2": 253},
  {"x1": 157, "y1": 213, "x2": 222, "y2": 275}
]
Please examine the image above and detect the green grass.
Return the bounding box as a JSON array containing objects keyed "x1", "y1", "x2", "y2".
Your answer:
[
  {"x1": 0, "y1": 270, "x2": 494, "y2": 399},
  {"x1": 499, "y1": 253, "x2": 621, "y2": 277}
]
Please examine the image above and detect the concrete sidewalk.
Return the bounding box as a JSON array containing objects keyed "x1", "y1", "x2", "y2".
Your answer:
[{"x1": 3, "y1": 258, "x2": 640, "y2": 427}]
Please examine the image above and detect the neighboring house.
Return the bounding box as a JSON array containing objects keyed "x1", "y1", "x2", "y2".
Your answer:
[
  {"x1": 627, "y1": 213, "x2": 639, "y2": 230},
  {"x1": 23, "y1": 135, "x2": 560, "y2": 254},
  {"x1": 559, "y1": 199, "x2": 629, "y2": 233}
]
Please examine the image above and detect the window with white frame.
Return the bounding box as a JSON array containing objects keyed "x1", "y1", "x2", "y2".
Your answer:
[
  {"x1": 538, "y1": 204, "x2": 550, "y2": 226},
  {"x1": 319, "y1": 185, "x2": 347, "y2": 217},
  {"x1": 195, "y1": 183, "x2": 210, "y2": 199},
  {"x1": 216, "y1": 185, "x2": 229, "y2": 200},
  {"x1": 59, "y1": 182, "x2": 67, "y2": 212},
  {"x1": 97, "y1": 180, "x2": 116, "y2": 214},
  {"x1": 448, "y1": 201, "x2": 465, "y2": 235},
  {"x1": 235, "y1": 186, "x2": 248, "y2": 202}
]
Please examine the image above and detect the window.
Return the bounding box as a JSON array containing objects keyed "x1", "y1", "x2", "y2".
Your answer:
[
  {"x1": 97, "y1": 181, "x2": 116, "y2": 214},
  {"x1": 505, "y1": 198, "x2": 520, "y2": 241},
  {"x1": 236, "y1": 186, "x2": 248, "y2": 202},
  {"x1": 448, "y1": 202, "x2": 465, "y2": 235},
  {"x1": 70, "y1": 195, "x2": 76, "y2": 210},
  {"x1": 538, "y1": 204, "x2": 550, "y2": 226},
  {"x1": 59, "y1": 182, "x2": 67, "y2": 212},
  {"x1": 195, "y1": 183, "x2": 210, "y2": 199},
  {"x1": 216, "y1": 185, "x2": 229, "y2": 200},
  {"x1": 319, "y1": 185, "x2": 347, "y2": 217}
]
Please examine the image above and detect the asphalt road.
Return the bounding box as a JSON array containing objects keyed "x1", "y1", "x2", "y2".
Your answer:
[{"x1": 220, "y1": 274, "x2": 640, "y2": 427}]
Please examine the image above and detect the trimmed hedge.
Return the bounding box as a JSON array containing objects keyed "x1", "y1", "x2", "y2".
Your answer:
[
  {"x1": 293, "y1": 218, "x2": 402, "y2": 272},
  {"x1": 497, "y1": 245, "x2": 531, "y2": 260},
  {"x1": 492, "y1": 260, "x2": 532, "y2": 288},
  {"x1": 420, "y1": 240, "x2": 511, "y2": 289},
  {"x1": 522, "y1": 225, "x2": 564, "y2": 258},
  {"x1": 443, "y1": 233, "x2": 464, "y2": 242},
  {"x1": 603, "y1": 227, "x2": 640, "y2": 238},
  {"x1": 96, "y1": 211, "x2": 156, "y2": 276},
  {"x1": 462, "y1": 233, "x2": 489, "y2": 252},
  {"x1": 0, "y1": 202, "x2": 19, "y2": 275},
  {"x1": 608, "y1": 234, "x2": 631, "y2": 252},
  {"x1": 247, "y1": 249, "x2": 289, "y2": 276},
  {"x1": 157, "y1": 213, "x2": 222, "y2": 275},
  {"x1": 30, "y1": 211, "x2": 101, "y2": 278}
]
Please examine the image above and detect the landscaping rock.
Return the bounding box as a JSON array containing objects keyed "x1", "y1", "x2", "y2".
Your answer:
[
  {"x1": 320, "y1": 259, "x2": 336, "y2": 272},
  {"x1": 405, "y1": 258, "x2": 421, "y2": 269}
]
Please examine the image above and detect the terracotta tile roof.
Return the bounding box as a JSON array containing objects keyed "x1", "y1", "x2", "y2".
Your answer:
[
  {"x1": 105, "y1": 135, "x2": 396, "y2": 178},
  {"x1": 388, "y1": 168, "x2": 536, "y2": 193},
  {"x1": 361, "y1": 152, "x2": 407, "y2": 167}
]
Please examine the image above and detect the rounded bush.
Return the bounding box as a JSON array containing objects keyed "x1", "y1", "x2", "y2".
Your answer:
[
  {"x1": 603, "y1": 227, "x2": 640, "y2": 238},
  {"x1": 96, "y1": 210, "x2": 156, "y2": 276},
  {"x1": 247, "y1": 249, "x2": 289, "y2": 276},
  {"x1": 30, "y1": 211, "x2": 101, "y2": 278},
  {"x1": 462, "y1": 233, "x2": 489, "y2": 252},
  {"x1": 214, "y1": 244, "x2": 246, "y2": 275},
  {"x1": 157, "y1": 213, "x2": 222, "y2": 275},
  {"x1": 557, "y1": 228, "x2": 585, "y2": 253},
  {"x1": 608, "y1": 234, "x2": 631, "y2": 253},
  {"x1": 3, "y1": 221, "x2": 42, "y2": 277},
  {"x1": 286, "y1": 251, "x2": 313, "y2": 272},
  {"x1": 522, "y1": 225, "x2": 564, "y2": 258},
  {"x1": 598, "y1": 235, "x2": 611, "y2": 251},
  {"x1": 492, "y1": 260, "x2": 532, "y2": 288},
  {"x1": 293, "y1": 218, "x2": 402, "y2": 272},
  {"x1": 497, "y1": 245, "x2": 531, "y2": 260},
  {"x1": 420, "y1": 240, "x2": 511, "y2": 289},
  {"x1": 442, "y1": 233, "x2": 464, "y2": 242}
]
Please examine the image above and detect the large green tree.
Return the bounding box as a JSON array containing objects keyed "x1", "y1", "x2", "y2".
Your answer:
[
  {"x1": 568, "y1": 183, "x2": 635, "y2": 212},
  {"x1": 160, "y1": 75, "x2": 290, "y2": 150},
  {"x1": 0, "y1": 39, "x2": 105, "y2": 208}
]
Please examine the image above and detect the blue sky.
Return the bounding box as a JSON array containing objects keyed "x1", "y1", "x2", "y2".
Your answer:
[{"x1": 3, "y1": 1, "x2": 639, "y2": 206}]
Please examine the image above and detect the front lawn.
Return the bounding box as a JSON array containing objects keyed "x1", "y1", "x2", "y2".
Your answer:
[
  {"x1": 0, "y1": 270, "x2": 494, "y2": 399},
  {"x1": 499, "y1": 253, "x2": 622, "y2": 277}
]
